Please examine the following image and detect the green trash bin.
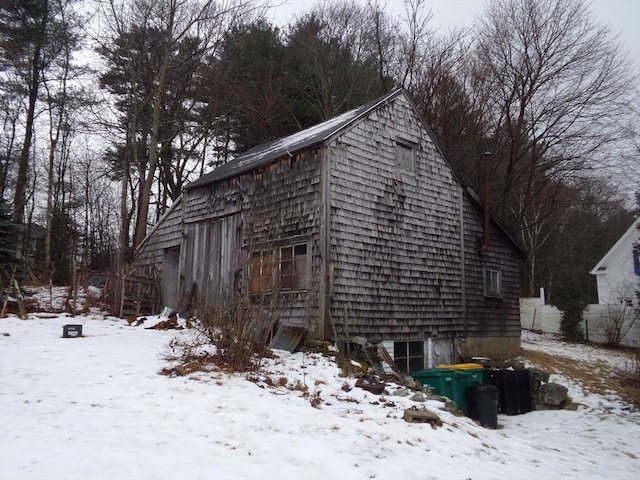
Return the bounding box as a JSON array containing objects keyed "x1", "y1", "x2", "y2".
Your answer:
[
  {"x1": 412, "y1": 365, "x2": 485, "y2": 414},
  {"x1": 436, "y1": 364, "x2": 484, "y2": 415},
  {"x1": 410, "y1": 369, "x2": 456, "y2": 400}
]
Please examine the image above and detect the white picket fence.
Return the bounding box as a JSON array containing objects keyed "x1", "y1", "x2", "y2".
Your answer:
[{"x1": 520, "y1": 289, "x2": 640, "y2": 348}]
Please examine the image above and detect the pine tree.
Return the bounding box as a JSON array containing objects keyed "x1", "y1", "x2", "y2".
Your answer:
[{"x1": 0, "y1": 198, "x2": 21, "y2": 292}]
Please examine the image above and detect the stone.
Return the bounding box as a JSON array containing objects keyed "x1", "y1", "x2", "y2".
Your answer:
[
  {"x1": 529, "y1": 367, "x2": 550, "y2": 383},
  {"x1": 392, "y1": 388, "x2": 410, "y2": 397},
  {"x1": 538, "y1": 382, "x2": 568, "y2": 406},
  {"x1": 410, "y1": 391, "x2": 426, "y2": 402}
]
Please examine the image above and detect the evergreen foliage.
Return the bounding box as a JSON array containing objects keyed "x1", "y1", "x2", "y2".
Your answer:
[
  {"x1": 0, "y1": 198, "x2": 21, "y2": 290},
  {"x1": 554, "y1": 273, "x2": 588, "y2": 341}
]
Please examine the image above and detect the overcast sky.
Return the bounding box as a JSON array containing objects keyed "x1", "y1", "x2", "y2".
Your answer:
[
  {"x1": 267, "y1": 0, "x2": 639, "y2": 204},
  {"x1": 269, "y1": 0, "x2": 640, "y2": 70}
]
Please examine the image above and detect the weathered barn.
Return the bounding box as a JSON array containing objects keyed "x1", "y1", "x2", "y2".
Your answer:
[{"x1": 134, "y1": 89, "x2": 526, "y2": 370}]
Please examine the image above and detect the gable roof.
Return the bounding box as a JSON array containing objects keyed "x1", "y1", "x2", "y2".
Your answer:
[
  {"x1": 590, "y1": 217, "x2": 640, "y2": 275},
  {"x1": 185, "y1": 89, "x2": 404, "y2": 190},
  {"x1": 182, "y1": 87, "x2": 526, "y2": 258}
]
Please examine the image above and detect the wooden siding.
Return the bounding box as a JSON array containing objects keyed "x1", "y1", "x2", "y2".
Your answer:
[
  {"x1": 462, "y1": 198, "x2": 522, "y2": 339},
  {"x1": 173, "y1": 150, "x2": 323, "y2": 327},
  {"x1": 327, "y1": 94, "x2": 465, "y2": 341},
  {"x1": 134, "y1": 90, "x2": 522, "y2": 355},
  {"x1": 180, "y1": 214, "x2": 242, "y2": 313},
  {"x1": 239, "y1": 150, "x2": 322, "y2": 331},
  {"x1": 134, "y1": 197, "x2": 184, "y2": 279}
]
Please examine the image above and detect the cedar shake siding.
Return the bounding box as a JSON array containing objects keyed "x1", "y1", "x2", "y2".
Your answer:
[
  {"x1": 134, "y1": 89, "x2": 525, "y2": 365},
  {"x1": 327, "y1": 93, "x2": 464, "y2": 340}
]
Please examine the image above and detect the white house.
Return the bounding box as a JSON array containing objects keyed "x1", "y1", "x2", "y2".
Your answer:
[
  {"x1": 520, "y1": 217, "x2": 639, "y2": 347},
  {"x1": 590, "y1": 217, "x2": 640, "y2": 307}
]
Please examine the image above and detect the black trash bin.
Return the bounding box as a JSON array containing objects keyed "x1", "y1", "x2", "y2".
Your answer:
[
  {"x1": 484, "y1": 369, "x2": 533, "y2": 415},
  {"x1": 466, "y1": 384, "x2": 499, "y2": 428}
]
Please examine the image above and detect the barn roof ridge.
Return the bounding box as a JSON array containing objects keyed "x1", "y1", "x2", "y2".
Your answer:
[{"x1": 185, "y1": 88, "x2": 404, "y2": 190}]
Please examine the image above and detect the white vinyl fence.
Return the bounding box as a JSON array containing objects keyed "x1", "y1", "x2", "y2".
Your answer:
[{"x1": 520, "y1": 289, "x2": 640, "y2": 348}]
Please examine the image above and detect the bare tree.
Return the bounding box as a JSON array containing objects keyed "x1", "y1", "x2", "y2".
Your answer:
[
  {"x1": 0, "y1": 0, "x2": 73, "y2": 223},
  {"x1": 42, "y1": 0, "x2": 84, "y2": 285},
  {"x1": 0, "y1": 93, "x2": 23, "y2": 199},
  {"x1": 472, "y1": 0, "x2": 636, "y2": 295}
]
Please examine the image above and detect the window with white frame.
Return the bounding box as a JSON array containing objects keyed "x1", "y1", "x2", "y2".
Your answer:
[
  {"x1": 394, "y1": 341, "x2": 424, "y2": 373},
  {"x1": 483, "y1": 268, "x2": 501, "y2": 298}
]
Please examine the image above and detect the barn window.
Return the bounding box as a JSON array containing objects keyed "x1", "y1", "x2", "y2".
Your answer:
[
  {"x1": 249, "y1": 243, "x2": 309, "y2": 294},
  {"x1": 483, "y1": 268, "x2": 502, "y2": 298},
  {"x1": 279, "y1": 243, "x2": 308, "y2": 291},
  {"x1": 394, "y1": 341, "x2": 424, "y2": 373},
  {"x1": 249, "y1": 250, "x2": 273, "y2": 294},
  {"x1": 395, "y1": 139, "x2": 416, "y2": 172}
]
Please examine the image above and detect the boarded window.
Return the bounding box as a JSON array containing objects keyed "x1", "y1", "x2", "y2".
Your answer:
[
  {"x1": 249, "y1": 251, "x2": 273, "y2": 294},
  {"x1": 483, "y1": 268, "x2": 501, "y2": 298},
  {"x1": 394, "y1": 341, "x2": 424, "y2": 373},
  {"x1": 395, "y1": 140, "x2": 415, "y2": 172}
]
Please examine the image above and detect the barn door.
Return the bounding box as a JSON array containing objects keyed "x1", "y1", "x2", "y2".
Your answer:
[
  {"x1": 207, "y1": 214, "x2": 241, "y2": 306},
  {"x1": 161, "y1": 246, "x2": 180, "y2": 310}
]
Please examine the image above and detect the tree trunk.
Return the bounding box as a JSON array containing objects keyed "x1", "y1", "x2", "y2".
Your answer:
[
  {"x1": 132, "y1": 18, "x2": 173, "y2": 249},
  {"x1": 13, "y1": 43, "x2": 42, "y2": 233}
]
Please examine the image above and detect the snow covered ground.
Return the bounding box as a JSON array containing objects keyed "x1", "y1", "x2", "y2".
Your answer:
[{"x1": 1, "y1": 309, "x2": 639, "y2": 480}]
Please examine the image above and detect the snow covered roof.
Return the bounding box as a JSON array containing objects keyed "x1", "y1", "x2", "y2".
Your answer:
[{"x1": 185, "y1": 89, "x2": 403, "y2": 190}]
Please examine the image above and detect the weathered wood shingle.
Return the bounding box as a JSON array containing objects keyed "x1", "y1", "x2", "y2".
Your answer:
[{"x1": 134, "y1": 88, "x2": 524, "y2": 360}]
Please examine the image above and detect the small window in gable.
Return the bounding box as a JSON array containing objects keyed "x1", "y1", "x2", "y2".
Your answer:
[
  {"x1": 483, "y1": 268, "x2": 502, "y2": 298},
  {"x1": 633, "y1": 249, "x2": 640, "y2": 275},
  {"x1": 395, "y1": 139, "x2": 416, "y2": 172}
]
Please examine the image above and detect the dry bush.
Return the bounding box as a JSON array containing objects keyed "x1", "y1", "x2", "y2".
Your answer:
[
  {"x1": 159, "y1": 295, "x2": 279, "y2": 376},
  {"x1": 160, "y1": 336, "x2": 217, "y2": 377},
  {"x1": 198, "y1": 297, "x2": 278, "y2": 373}
]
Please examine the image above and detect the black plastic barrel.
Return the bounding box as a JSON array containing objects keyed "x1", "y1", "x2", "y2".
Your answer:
[
  {"x1": 466, "y1": 384, "x2": 499, "y2": 428},
  {"x1": 484, "y1": 369, "x2": 533, "y2": 415}
]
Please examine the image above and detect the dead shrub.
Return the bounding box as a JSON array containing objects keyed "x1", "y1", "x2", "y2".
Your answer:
[
  {"x1": 197, "y1": 297, "x2": 278, "y2": 373},
  {"x1": 160, "y1": 336, "x2": 216, "y2": 377}
]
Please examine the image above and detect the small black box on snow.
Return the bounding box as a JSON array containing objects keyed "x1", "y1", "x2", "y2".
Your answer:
[{"x1": 63, "y1": 324, "x2": 83, "y2": 338}]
